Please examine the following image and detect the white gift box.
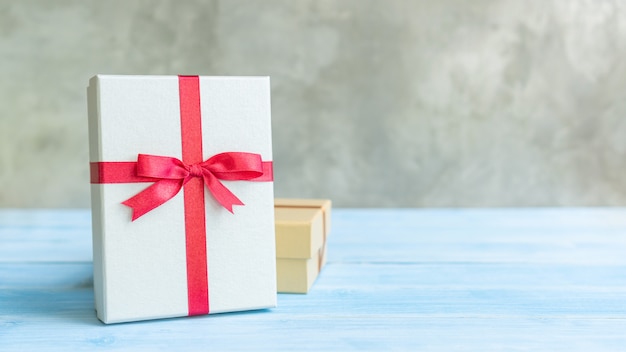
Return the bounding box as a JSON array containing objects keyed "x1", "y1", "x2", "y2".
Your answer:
[{"x1": 87, "y1": 75, "x2": 276, "y2": 324}]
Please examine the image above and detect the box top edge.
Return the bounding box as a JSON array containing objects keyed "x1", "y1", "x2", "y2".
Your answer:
[
  {"x1": 92, "y1": 74, "x2": 270, "y2": 80},
  {"x1": 275, "y1": 199, "x2": 331, "y2": 209}
]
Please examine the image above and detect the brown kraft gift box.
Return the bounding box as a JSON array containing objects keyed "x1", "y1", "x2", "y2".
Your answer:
[{"x1": 274, "y1": 199, "x2": 331, "y2": 293}]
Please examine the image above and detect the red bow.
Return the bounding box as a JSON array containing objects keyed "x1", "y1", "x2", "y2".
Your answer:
[{"x1": 122, "y1": 152, "x2": 266, "y2": 221}]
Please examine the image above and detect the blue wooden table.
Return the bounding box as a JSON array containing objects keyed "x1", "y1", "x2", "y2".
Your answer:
[{"x1": 1, "y1": 209, "x2": 626, "y2": 351}]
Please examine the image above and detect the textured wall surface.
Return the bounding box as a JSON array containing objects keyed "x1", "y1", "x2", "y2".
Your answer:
[{"x1": 1, "y1": 0, "x2": 625, "y2": 208}]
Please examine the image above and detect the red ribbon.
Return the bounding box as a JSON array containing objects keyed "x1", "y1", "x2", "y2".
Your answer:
[{"x1": 90, "y1": 75, "x2": 273, "y2": 316}]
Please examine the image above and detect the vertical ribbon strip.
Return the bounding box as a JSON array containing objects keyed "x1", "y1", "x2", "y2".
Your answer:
[{"x1": 179, "y1": 75, "x2": 209, "y2": 316}]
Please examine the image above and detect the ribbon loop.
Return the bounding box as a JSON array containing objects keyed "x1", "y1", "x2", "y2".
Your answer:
[
  {"x1": 205, "y1": 152, "x2": 264, "y2": 180},
  {"x1": 136, "y1": 154, "x2": 188, "y2": 179}
]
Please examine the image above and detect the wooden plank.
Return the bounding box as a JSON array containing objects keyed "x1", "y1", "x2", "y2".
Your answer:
[
  {"x1": 0, "y1": 227, "x2": 92, "y2": 263},
  {"x1": 3, "y1": 208, "x2": 623, "y2": 233},
  {"x1": 1, "y1": 289, "x2": 626, "y2": 351},
  {"x1": 0, "y1": 210, "x2": 92, "y2": 263},
  {"x1": 3, "y1": 209, "x2": 626, "y2": 264},
  {"x1": 0, "y1": 263, "x2": 93, "y2": 289},
  {"x1": 0, "y1": 209, "x2": 91, "y2": 227},
  {"x1": 3, "y1": 262, "x2": 626, "y2": 321},
  {"x1": 334, "y1": 208, "x2": 626, "y2": 230},
  {"x1": 4, "y1": 262, "x2": 626, "y2": 292},
  {"x1": 331, "y1": 208, "x2": 626, "y2": 264}
]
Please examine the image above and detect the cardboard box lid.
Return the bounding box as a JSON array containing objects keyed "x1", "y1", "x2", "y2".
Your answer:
[
  {"x1": 275, "y1": 198, "x2": 331, "y2": 236},
  {"x1": 274, "y1": 199, "x2": 331, "y2": 259}
]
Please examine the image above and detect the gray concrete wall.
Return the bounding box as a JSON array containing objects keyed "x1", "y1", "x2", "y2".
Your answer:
[{"x1": 1, "y1": 0, "x2": 625, "y2": 208}]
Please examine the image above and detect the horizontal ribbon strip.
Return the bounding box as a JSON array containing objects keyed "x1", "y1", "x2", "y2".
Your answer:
[
  {"x1": 91, "y1": 160, "x2": 273, "y2": 184},
  {"x1": 91, "y1": 156, "x2": 273, "y2": 220}
]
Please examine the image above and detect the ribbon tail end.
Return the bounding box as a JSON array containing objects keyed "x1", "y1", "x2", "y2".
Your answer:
[
  {"x1": 130, "y1": 212, "x2": 141, "y2": 222},
  {"x1": 228, "y1": 200, "x2": 245, "y2": 214},
  {"x1": 222, "y1": 199, "x2": 245, "y2": 214},
  {"x1": 122, "y1": 200, "x2": 144, "y2": 222}
]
